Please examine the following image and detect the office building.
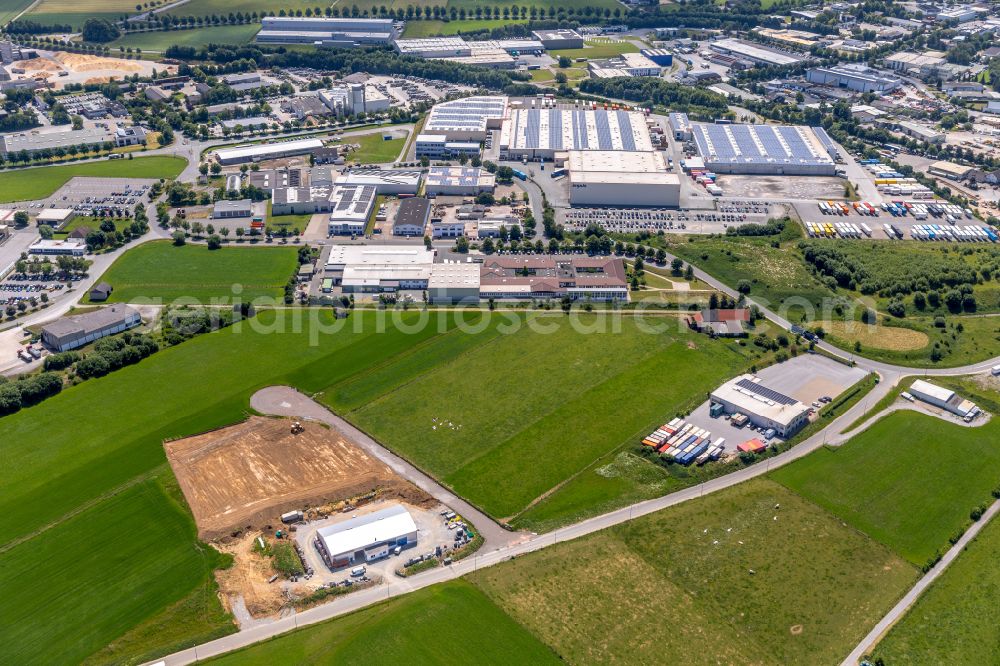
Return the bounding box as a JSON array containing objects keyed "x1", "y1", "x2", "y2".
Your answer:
[
  {"x1": 413, "y1": 134, "x2": 481, "y2": 159},
  {"x1": 328, "y1": 185, "x2": 376, "y2": 235},
  {"x1": 479, "y1": 256, "x2": 628, "y2": 301}
]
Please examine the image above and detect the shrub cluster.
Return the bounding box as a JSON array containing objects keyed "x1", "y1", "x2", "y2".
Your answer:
[
  {"x1": 75, "y1": 333, "x2": 159, "y2": 379},
  {"x1": 0, "y1": 373, "x2": 63, "y2": 415}
]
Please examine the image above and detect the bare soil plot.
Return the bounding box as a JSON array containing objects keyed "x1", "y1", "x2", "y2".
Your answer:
[{"x1": 165, "y1": 416, "x2": 431, "y2": 540}]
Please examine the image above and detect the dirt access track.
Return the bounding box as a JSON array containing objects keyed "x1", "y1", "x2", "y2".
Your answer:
[{"x1": 165, "y1": 416, "x2": 432, "y2": 540}]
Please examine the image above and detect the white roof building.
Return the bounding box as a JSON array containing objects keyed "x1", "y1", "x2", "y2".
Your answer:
[
  {"x1": 567, "y1": 150, "x2": 679, "y2": 207},
  {"x1": 424, "y1": 96, "x2": 508, "y2": 142},
  {"x1": 709, "y1": 374, "x2": 811, "y2": 437},
  {"x1": 35, "y1": 208, "x2": 75, "y2": 226},
  {"x1": 424, "y1": 166, "x2": 495, "y2": 196},
  {"x1": 314, "y1": 504, "x2": 418, "y2": 567},
  {"x1": 334, "y1": 169, "x2": 422, "y2": 195},
  {"x1": 214, "y1": 138, "x2": 324, "y2": 165},
  {"x1": 500, "y1": 108, "x2": 654, "y2": 160},
  {"x1": 909, "y1": 379, "x2": 978, "y2": 417},
  {"x1": 328, "y1": 185, "x2": 376, "y2": 235}
]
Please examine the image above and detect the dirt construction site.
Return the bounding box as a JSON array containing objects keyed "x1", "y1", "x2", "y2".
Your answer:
[
  {"x1": 164, "y1": 416, "x2": 434, "y2": 541},
  {"x1": 8, "y1": 50, "x2": 173, "y2": 88}
]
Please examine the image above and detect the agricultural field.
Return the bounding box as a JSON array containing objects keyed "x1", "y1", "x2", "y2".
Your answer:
[
  {"x1": 208, "y1": 580, "x2": 560, "y2": 665},
  {"x1": 24, "y1": 0, "x2": 132, "y2": 30},
  {"x1": 0, "y1": 309, "x2": 475, "y2": 663},
  {"x1": 817, "y1": 319, "x2": 929, "y2": 351},
  {"x1": 167, "y1": 0, "x2": 319, "y2": 19},
  {"x1": 0, "y1": 476, "x2": 233, "y2": 666},
  {"x1": 772, "y1": 380, "x2": 1000, "y2": 565},
  {"x1": 92, "y1": 240, "x2": 299, "y2": 303},
  {"x1": 472, "y1": 479, "x2": 916, "y2": 665},
  {"x1": 872, "y1": 509, "x2": 1000, "y2": 665},
  {"x1": 108, "y1": 24, "x2": 261, "y2": 51},
  {"x1": 401, "y1": 18, "x2": 528, "y2": 37},
  {"x1": 0, "y1": 0, "x2": 35, "y2": 25},
  {"x1": 336, "y1": 315, "x2": 752, "y2": 521},
  {"x1": 0, "y1": 156, "x2": 186, "y2": 203}
]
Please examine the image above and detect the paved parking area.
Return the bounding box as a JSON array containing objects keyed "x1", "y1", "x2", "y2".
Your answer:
[
  {"x1": 44, "y1": 176, "x2": 156, "y2": 220},
  {"x1": 683, "y1": 354, "x2": 867, "y2": 450}
]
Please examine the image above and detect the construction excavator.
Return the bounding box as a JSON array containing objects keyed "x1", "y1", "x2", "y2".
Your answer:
[{"x1": 290, "y1": 421, "x2": 304, "y2": 434}]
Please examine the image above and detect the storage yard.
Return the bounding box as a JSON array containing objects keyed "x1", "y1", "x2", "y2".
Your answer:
[{"x1": 164, "y1": 416, "x2": 433, "y2": 540}]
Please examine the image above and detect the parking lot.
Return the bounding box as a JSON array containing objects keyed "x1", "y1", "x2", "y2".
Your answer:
[
  {"x1": 39, "y1": 176, "x2": 155, "y2": 221},
  {"x1": 560, "y1": 200, "x2": 781, "y2": 235},
  {"x1": 684, "y1": 354, "x2": 868, "y2": 450},
  {"x1": 294, "y1": 501, "x2": 470, "y2": 590}
]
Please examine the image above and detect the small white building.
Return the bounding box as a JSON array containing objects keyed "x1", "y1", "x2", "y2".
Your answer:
[
  {"x1": 213, "y1": 199, "x2": 253, "y2": 219},
  {"x1": 909, "y1": 379, "x2": 978, "y2": 418},
  {"x1": 29, "y1": 238, "x2": 86, "y2": 256},
  {"x1": 424, "y1": 166, "x2": 495, "y2": 197},
  {"x1": 35, "y1": 208, "x2": 75, "y2": 227},
  {"x1": 313, "y1": 504, "x2": 417, "y2": 570},
  {"x1": 709, "y1": 374, "x2": 810, "y2": 437}
]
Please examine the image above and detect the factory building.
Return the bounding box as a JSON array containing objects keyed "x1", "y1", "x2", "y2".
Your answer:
[
  {"x1": 318, "y1": 84, "x2": 390, "y2": 116},
  {"x1": 392, "y1": 197, "x2": 431, "y2": 236},
  {"x1": 641, "y1": 49, "x2": 673, "y2": 66},
  {"x1": 325, "y1": 245, "x2": 435, "y2": 292},
  {"x1": 691, "y1": 123, "x2": 837, "y2": 175},
  {"x1": 414, "y1": 134, "x2": 482, "y2": 159},
  {"x1": 531, "y1": 28, "x2": 584, "y2": 50},
  {"x1": 884, "y1": 52, "x2": 946, "y2": 77},
  {"x1": 313, "y1": 505, "x2": 417, "y2": 570},
  {"x1": 709, "y1": 374, "x2": 811, "y2": 438},
  {"x1": 214, "y1": 138, "x2": 324, "y2": 165},
  {"x1": 908, "y1": 379, "x2": 979, "y2": 418},
  {"x1": 271, "y1": 186, "x2": 332, "y2": 215},
  {"x1": 1, "y1": 127, "x2": 113, "y2": 157},
  {"x1": 212, "y1": 199, "x2": 253, "y2": 219},
  {"x1": 894, "y1": 120, "x2": 945, "y2": 144},
  {"x1": 499, "y1": 108, "x2": 654, "y2": 161},
  {"x1": 566, "y1": 150, "x2": 679, "y2": 207},
  {"x1": 424, "y1": 166, "x2": 495, "y2": 196},
  {"x1": 590, "y1": 52, "x2": 661, "y2": 78},
  {"x1": 709, "y1": 38, "x2": 807, "y2": 67},
  {"x1": 479, "y1": 256, "x2": 628, "y2": 301},
  {"x1": 394, "y1": 37, "x2": 470, "y2": 58},
  {"x1": 328, "y1": 185, "x2": 376, "y2": 236},
  {"x1": 423, "y1": 96, "x2": 508, "y2": 143},
  {"x1": 255, "y1": 17, "x2": 397, "y2": 47},
  {"x1": 41, "y1": 305, "x2": 141, "y2": 352},
  {"x1": 427, "y1": 262, "x2": 480, "y2": 303},
  {"x1": 335, "y1": 169, "x2": 422, "y2": 195},
  {"x1": 805, "y1": 64, "x2": 902, "y2": 93}
]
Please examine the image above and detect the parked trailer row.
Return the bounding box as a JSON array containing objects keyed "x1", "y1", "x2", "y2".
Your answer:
[
  {"x1": 641, "y1": 418, "x2": 726, "y2": 465},
  {"x1": 818, "y1": 201, "x2": 880, "y2": 217},
  {"x1": 806, "y1": 222, "x2": 869, "y2": 238},
  {"x1": 910, "y1": 225, "x2": 997, "y2": 242}
]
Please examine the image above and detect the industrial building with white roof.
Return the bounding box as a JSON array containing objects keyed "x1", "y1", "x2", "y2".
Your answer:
[
  {"x1": 709, "y1": 374, "x2": 811, "y2": 437},
  {"x1": 499, "y1": 108, "x2": 654, "y2": 160},
  {"x1": 423, "y1": 96, "x2": 508, "y2": 142},
  {"x1": 328, "y1": 185, "x2": 376, "y2": 235},
  {"x1": 214, "y1": 138, "x2": 324, "y2": 165},
  {"x1": 424, "y1": 166, "x2": 495, "y2": 196},
  {"x1": 566, "y1": 151, "x2": 679, "y2": 207},
  {"x1": 691, "y1": 123, "x2": 838, "y2": 175},
  {"x1": 255, "y1": 17, "x2": 398, "y2": 47},
  {"x1": 313, "y1": 504, "x2": 418, "y2": 570}
]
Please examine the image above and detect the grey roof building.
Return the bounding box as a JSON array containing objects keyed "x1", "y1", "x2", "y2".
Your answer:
[
  {"x1": 41, "y1": 304, "x2": 141, "y2": 352},
  {"x1": 393, "y1": 197, "x2": 431, "y2": 236},
  {"x1": 1, "y1": 127, "x2": 113, "y2": 156}
]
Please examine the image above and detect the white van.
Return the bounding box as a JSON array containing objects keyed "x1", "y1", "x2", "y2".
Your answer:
[
  {"x1": 991, "y1": 365, "x2": 1000, "y2": 376},
  {"x1": 350, "y1": 566, "x2": 366, "y2": 577}
]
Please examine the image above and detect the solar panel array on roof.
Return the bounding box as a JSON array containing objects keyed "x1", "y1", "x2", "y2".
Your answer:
[
  {"x1": 735, "y1": 378, "x2": 798, "y2": 405},
  {"x1": 691, "y1": 123, "x2": 835, "y2": 174}
]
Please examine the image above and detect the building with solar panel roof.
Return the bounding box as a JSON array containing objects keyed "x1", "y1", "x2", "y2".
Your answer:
[
  {"x1": 690, "y1": 122, "x2": 838, "y2": 176},
  {"x1": 423, "y1": 96, "x2": 508, "y2": 143},
  {"x1": 424, "y1": 167, "x2": 495, "y2": 196},
  {"x1": 709, "y1": 374, "x2": 810, "y2": 437},
  {"x1": 499, "y1": 108, "x2": 654, "y2": 161},
  {"x1": 328, "y1": 185, "x2": 376, "y2": 236}
]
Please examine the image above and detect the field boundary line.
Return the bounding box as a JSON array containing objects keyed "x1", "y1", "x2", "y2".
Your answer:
[
  {"x1": 841, "y1": 499, "x2": 1000, "y2": 665},
  {"x1": 0, "y1": 465, "x2": 166, "y2": 555}
]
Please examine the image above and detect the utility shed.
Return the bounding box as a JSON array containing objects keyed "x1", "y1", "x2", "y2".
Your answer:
[
  {"x1": 41, "y1": 304, "x2": 141, "y2": 352},
  {"x1": 313, "y1": 504, "x2": 417, "y2": 570}
]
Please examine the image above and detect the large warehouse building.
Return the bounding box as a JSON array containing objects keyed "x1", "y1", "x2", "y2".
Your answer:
[
  {"x1": 805, "y1": 64, "x2": 902, "y2": 93},
  {"x1": 41, "y1": 305, "x2": 141, "y2": 352},
  {"x1": 313, "y1": 504, "x2": 417, "y2": 570},
  {"x1": 214, "y1": 138, "x2": 324, "y2": 165},
  {"x1": 709, "y1": 374, "x2": 811, "y2": 437},
  {"x1": 567, "y1": 150, "x2": 679, "y2": 207},
  {"x1": 255, "y1": 17, "x2": 398, "y2": 47},
  {"x1": 691, "y1": 123, "x2": 838, "y2": 175},
  {"x1": 908, "y1": 379, "x2": 979, "y2": 418},
  {"x1": 499, "y1": 108, "x2": 654, "y2": 161},
  {"x1": 423, "y1": 96, "x2": 508, "y2": 143}
]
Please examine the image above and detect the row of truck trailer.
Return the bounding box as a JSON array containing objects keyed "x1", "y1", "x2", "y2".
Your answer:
[
  {"x1": 642, "y1": 417, "x2": 727, "y2": 466},
  {"x1": 818, "y1": 200, "x2": 974, "y2": 220},
  {"x1": 808, "y1": 220, "x2": 998, "y2": 241}
]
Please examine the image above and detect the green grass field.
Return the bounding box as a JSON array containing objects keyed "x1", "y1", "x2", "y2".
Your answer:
[
  {"x1": 0, "y1": 476, "x2": 233, "y2": 666},
  {"x1": 334, "y1": 315, "x2": 750, "y2": 521},
  {"x1": 772, "y1": 388, "x2": 1000, "y2": 565},
  {"x1": 167, "y1": 0, "x2": 318, "y2": 18},
  {"x1": 0, "y1": 0, "x2": 35, "y2": 25},
  {"x1": 872, "y1": 508, "x2": 1000, "y2": 665},
  {"x1": 401, "y1": 18, "x2": 529, "y2": 37},
  {"x1": 551, "y1": 39, "x2": 640, "y2": 61},
  {"x1": 108, "y1": 24, "x2": 260, "y2": 51},
  {"x1": 207, "y1": 580, "x2": 560, "y2": 665},
  {"x1": 93, "y1": 240, "x2": 299, "y2": 303},
  {"x1": 472, "y1": 479, "x2": 916, "y2": 664},
  {"x1": 23, "y1": 10, "x2": 125, "y2": 29},
  {"x1": 343, "y1": 132, "x2": 406, "y2": 164},
  {"x1": 52, "y1": 215, "x2": 131, "y2": 239},
  {"x1": 0, "y1": 309, "x2": 474, "y2": 663},
  {"x1": 0, "y1": 156, "x2": 186, "y2": 203}
]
